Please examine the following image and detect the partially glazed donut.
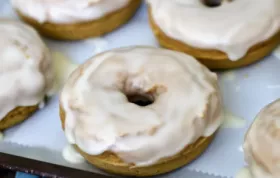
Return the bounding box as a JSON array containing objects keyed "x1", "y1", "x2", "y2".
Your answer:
[
  {"x1": 0, "y1": 19, "x2": 53, "y2": 130},
  {"x1": 147, "y1": 0, "x2": 280, "y2": 69},
  {"x1": 60, "y1": 47, "x2": 223, "y2": 176},
  {"x1": 11, "y1": 0, "x2": 142, "y2": 40},
  {"x1": 243, "y1": 99, "x2": 280, "y2": 178}
]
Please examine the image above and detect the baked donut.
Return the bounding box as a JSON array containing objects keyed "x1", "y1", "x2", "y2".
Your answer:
[
  {"x1": 0, "y1": 19, "x2": 53, "y2": 131},
  {"x1": 11, "y1": 0, "x2": 142, "y2": 40},
  {"x1": 243, "y1": 99, "x2": 280, "y2": 178},
  {"x1": 59, "y1": 47, "x2": 223, "y2": 176},
  {"x1": 147, "y1": 0, "x2": 280, "y2": 69}
]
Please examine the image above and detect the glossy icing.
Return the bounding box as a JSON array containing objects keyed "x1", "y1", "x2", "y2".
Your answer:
[
  {"x1": 147, "y1": 0, "x2": 280, "y2": 60},
  {"x1": 60, "y1": 47, "x2": 223, "y2": 166},
  {"x1": 11, "y1": 0, "x2": 131, "y2": 24},
  {"x1": 0, "y1": 19, "x2": 53, "y2": 120},
  {"x1": 244, "y1": 99, "x2": 280, "y2": 178}
]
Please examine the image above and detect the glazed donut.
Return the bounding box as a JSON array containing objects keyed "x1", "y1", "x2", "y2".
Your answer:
[
  {"x1": 243, "y1": 99, "x2": 280, "y2": 178},
  {"x1": 11, "y1": 0, "x2": 142, "y2": 40},
  {"x1": 0, "y1": 19, "x2": 53, "y2": 131},
  {"x1": 147, "y1": 0, "x2": 280, "y2": 69},
  {"x1": 60, "y1": 47, "x2": 223, "y2": 176}
]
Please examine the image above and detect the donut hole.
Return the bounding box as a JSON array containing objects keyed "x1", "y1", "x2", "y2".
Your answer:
[
  {"x1": 126, "y1": 94, "x2": 154, "y2": 107},
  {"x1": 201, "y1": 0, "x2": 222, "y2": 7}
]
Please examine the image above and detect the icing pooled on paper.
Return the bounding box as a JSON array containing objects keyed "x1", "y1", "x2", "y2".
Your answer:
[
  {"x1": 221, "y1": 71, "x2": 236, "y2": 82},
  {"x1": 60, "y1": 47, "x2": 223, "y2": 166},
  {"x1": 236, "y1": 167, "x2": 252, "y2": 178},
  {"x1": 48, "y1": 51, "x2": 78, "y2": 95},
  {"x1": 62, "y1": 144, "x2": 85, "y2": 164},
  {"x1": 11, "y1": 0, "x2": 131, "y2": 24},
  {"x1": 147, "y1": 0, "x2": 280, "y2": 60},
  {"x1": 243, "y1": 99, "x2": 280, "y2": 178},
  {"x1": 222, "y1": 110, "x2": 246, "y2": 129},
  {"x1": 0, "y1": 19, "x2": 53, "y2": 120},
  {"x1": 83, "y1": 37, "x2": 109, "y2": 54}
]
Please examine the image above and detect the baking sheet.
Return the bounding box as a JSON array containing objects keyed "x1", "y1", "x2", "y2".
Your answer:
[{"x1": 1, "y1": 1, "x2": 280, "y2": 178}]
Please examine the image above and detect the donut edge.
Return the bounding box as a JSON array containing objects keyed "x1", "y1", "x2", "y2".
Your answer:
[
  {"x1": 0, "y1": 105, "x2": 38, "y2": 131},
  {"x1": 59, "y1": 105, "x2": 215, "y2": 177}
]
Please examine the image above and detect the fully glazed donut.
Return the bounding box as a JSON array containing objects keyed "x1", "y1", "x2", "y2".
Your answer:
[
  {"x1": 243, "y1": 99, "x2": 280, "y2": 178},
  {"x1": 0, "y1": 19, "x2": 53, "y2": 130},
  {"x1": 60, "y1": 47, "x2": 223, "y2": 176},
  {"x1": 147, "y1": 0, "x2": 280, "y2": 69},
  {"x1": 11, "y1": 0, "x2": 142, "y2": 40}
]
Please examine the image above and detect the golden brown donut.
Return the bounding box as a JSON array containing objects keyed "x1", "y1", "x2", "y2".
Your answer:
[
  {"x1": 243, "y1": 99, "x2": 280, "y2": 178},
  {"x1": 0, "y1": 20, "x2": 53, "y2": 130},
  {"x1": 59, "y1": 47, "x2": 223, "y2": 176},
  {"x1": 14, "y1": 0, "x2": 142, "y2": 40},
  {"x1": 147, "y1": 0, "x2": 280, "y2": 69},
  {"x1": 149, "y1": 11, "x2": 280, "y2": 69}
]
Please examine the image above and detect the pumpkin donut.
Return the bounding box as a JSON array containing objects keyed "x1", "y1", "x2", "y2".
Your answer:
[
  {"x1": 11, "y1": 0, "x2": 142, "y2": 40},
  {"x1": 59, "y1": 47, "x2": 223, "y2": 176},
  {"x1": 147, "y1": 0, "x2": 280, "y2": 69}
]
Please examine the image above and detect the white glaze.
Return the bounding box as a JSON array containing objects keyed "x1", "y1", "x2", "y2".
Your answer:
[
  {"x1": 83, "y1": 37, "x2": 109, "y2": 54},
  {"x1": 0, "y1": 19, "x2": 53, "y2": 120},
  {"x1": 222, "y1": 110, "x2": 246, "y2": 129},
  {"x1": 60, "y1": 47, "x2": 223, "y2": 166},
  {"x1": 48, "y1": 51, "x2": 78, "y2": 94},
  {"x1": 221, "y1": 71, "x2": 236, "y2": 82},
  {"x1": 236, "y1": 167, "x2": 252, "y2": 178},
  {"x1": 147, "y1": 0, "x2": 280, "y2": 60},
  {"x1": 11, "y1": 0, "x2": 131, "y2": 24},
  {"x1": 243, "y1": 99, "x2": 280, "y2": 178},
  {"x1": 62, "y1": 144, "x2": 85, "y2": 164}
]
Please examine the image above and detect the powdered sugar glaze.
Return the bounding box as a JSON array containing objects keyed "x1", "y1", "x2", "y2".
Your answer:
[
  {"x1": 11, "y1": 0, "x2": 131, "y2": 24},
  {"x1": 147, "y1": 0, "x2": 280, "y2": 60},
  {"x1": 0, "y1": 19, "x2": 53, "y2": 120},
  {"x1": 243, "y1": 99, "x2": 280, "y2": 178},
  {"x1": 60, "y1": 47, "x2": 223, "y2": 166}
]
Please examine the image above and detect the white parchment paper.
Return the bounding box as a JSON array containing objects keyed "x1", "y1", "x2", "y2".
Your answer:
[{"x1": 1, "y1": 1, "x2": 280, "y2": 178}]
